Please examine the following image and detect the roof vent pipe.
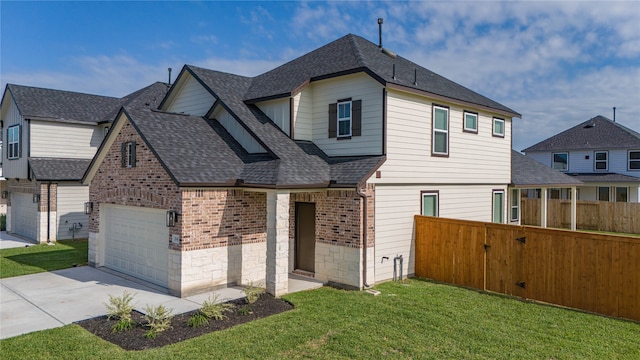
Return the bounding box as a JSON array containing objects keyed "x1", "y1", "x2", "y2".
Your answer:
[
  {"x1": 392, "y1": 64, "x2": 396, "y2": 80},
  {"x1": 168, "y1": 68, "x2": 172, "y2": 85},
  {"x1": 414, "y1": 69, "x2": 417, "y2": 85},
  {"x1": 378, "y1": 18, "x2": 383, "y2": 48},
  {"x1": 613, "y1": 107, "x2": 616, "y2": 122}
]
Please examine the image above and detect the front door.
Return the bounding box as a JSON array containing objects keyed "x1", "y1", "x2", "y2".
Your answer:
[{"x1": 295, "y1": 202, "x2": 316, "y2": 273}]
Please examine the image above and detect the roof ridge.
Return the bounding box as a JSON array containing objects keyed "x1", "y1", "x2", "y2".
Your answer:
[
  {"x1": 347, "y1": 34, "x2": 368, "y2": 68},
  {"x1": 7, "y1": 83, "x2": 119, "y2": 99}
]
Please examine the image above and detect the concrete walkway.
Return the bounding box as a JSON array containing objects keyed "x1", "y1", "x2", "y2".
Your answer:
[
  {"x1": 0, "y1": 267, "x2": 245, "y2": 340},
  {"x1": 0, "y1": 231, "x2": 36, "y2": 249}
]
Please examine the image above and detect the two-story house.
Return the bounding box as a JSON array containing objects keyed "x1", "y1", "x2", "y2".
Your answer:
[
  {"x1": 0, "y1": 83, "x2": 168, "y2": 243},
  {"x1": 523, "y1": 116, "x2": 640, "y2": 203},
  {"x1": 83, "y1": 34, "x2": 519, "y2": 297}
]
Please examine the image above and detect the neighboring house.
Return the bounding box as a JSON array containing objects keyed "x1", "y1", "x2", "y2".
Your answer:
[
  {"x1": 523, "y1": 116, "x2": 640, "y2": 203},
  {"x1": 0, "y1": 83, "x2": 168, "y2": 242},
  {"x1": 509, "y1": 150, "x2": 583, "y2": 229},
  {"x1": 83, "y1": 34, "x2": 519, "y2": 297}
]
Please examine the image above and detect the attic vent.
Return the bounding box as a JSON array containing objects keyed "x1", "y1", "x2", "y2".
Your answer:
[{"x1": 583, "y1": 123, "x2": 595, "y2": 129}]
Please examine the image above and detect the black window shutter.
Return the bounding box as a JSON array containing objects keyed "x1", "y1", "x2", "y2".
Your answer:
[
  {"x1": 131, "y1": 141, "x2": 137, "y2": 167},
  {"x1": 352, "y1": 100, "x2": 362, "y2": 136},
  {"x1": 328, "y1": 103, "x2": 337, "y2": 138},
  {"x1": 121, "y1": 143, "x2": 126, "y2": 168},
  {"x1": 18, "y1": 125, "x2": 22, "y2": 158}
]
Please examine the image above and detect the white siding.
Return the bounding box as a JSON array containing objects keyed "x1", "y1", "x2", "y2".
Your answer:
[
  {"x1": 30, "y1": 121, "x2": 100, "y2": 158},
  {"x1": 1, "y1": 94, "x2": 29, "y2": 179},
  {"x1": 56, "y1": 185, "x2": 89, "y2": 240},
  {"x1": 293, "y1": 89, "x2": 313, "y2": 141},
  {"x1": 374, "y1": 183, "x2": 507, "y2": 283},
  {"x1": 212, "y1": 108, "x2": 266, "y2": 153},
  {"x1": 311, "y1": 73, "x2": 384, "y2": 156},
  {"x1": 371, "y1": 89, "x2": 512, "y2": 184},
  {"x1": 257, "y1": 98, "x2": 290, "y2": 136},
  {"x1": 163, "y1": 74, "x2": 215, "y2": 116}
]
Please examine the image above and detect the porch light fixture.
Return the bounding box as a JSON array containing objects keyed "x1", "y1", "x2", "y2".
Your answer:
[
  {"x1": 33, "y1": 194, "x2": 40, "y2": 203},
  {"x1": 84, "y1": 201, "x2": 94, "y2": 215},
  {"x1": 166, "y1": 210, "x2": 178, "y2": 227},
  {"x1": 1, "y1": 191, "x2": 7, "y2": 199}
]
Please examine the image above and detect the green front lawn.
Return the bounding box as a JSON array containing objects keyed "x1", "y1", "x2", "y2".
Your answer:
[
  {"x1": 1, "y1": 279, "x2": 638, "y2": 359},
  {"x1": 0, "y1": 240, "x2": 88, "y2": 278}
]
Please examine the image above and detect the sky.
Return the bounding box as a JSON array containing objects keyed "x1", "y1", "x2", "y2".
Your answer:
[{"x1": 1, "y1": 1, "x2": 639, "y2": 151}]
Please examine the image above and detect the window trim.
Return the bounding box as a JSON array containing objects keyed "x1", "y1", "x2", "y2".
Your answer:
[
  {"x1": 420, "y1": 190, "x2": 439, "y2": 217},
  {"x1": 337, "y1": 100, "x2": 352, "y2": 138},
  {"x1": 594, "y1": 150, "x2": 608, "y2": 171},
  {"x1": 492, "y1": 117, "x2": 505, "y2": 138},
  {"x1": 510, "y1": 188, "x2": 520, "y2": 222},
  {"x1": 431, "y1": 104, "x2": 449, "y2": 157},
  {"x1": 552, "y1": 152, "x2": 569, "y2": 172},
  {"x1": 7, "y1": 125, "x2": 20, "y2": 160},
  {"x1": 492, "y1": 189, "x2": 505, "y2": 224},
  {"x1": 463, "y1": 111, "x2": 478, "y2": 134},
  {"x1": 629, "y1": 150, "x2": 640, "y2": 171}
]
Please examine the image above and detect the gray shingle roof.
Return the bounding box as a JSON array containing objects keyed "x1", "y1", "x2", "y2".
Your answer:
[
  {"x1": 511, "y1": 150, "x2": 583, "y2": 187},
  {"x1": 29, "y1": 158, "x2": 92, "y2": 181},
  {"x1": 245, "y1": 34, "x2": 519, "y2": 116},
  {"x1": 565, "y1": 173, "x2": 640, "y2": 183},
  {"x1": 3, "y1": 82, "x2": 170, "y2": 125},
  {"x1": 523, "y1": 116, "x2": 640, "y2": 152},
  {"x1": 125, "y1": 107, "x2": 383, "y2": 187},
  {"x1": 5, "y1": 85, "x2": 122, "y2": 124}
]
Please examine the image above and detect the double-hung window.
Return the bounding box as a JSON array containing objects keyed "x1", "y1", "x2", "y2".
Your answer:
[
  {"x1": 463, "y1": 111, "x2": 478, "y2": 133},
  {"x1": 552, "y1": 152, "x2": 568, "y2": 171},
  {"x1": 629, "y1": 150, "x2": 640, "y2": 170},
  {"x1": 7, "y1": 125, "x2": 20, "y2": 159},
  {"x1": 594, "y1": 151, "x2": 608, "y2": 171},
  {"x1": 616, "y1": 187, "x2": 628, "y2": 202},
  {"x1": 421, "y1": 191, "x2": 439, "y2": 217},
  {"x1": 492, "y1": 117, "x2": 505, "y2": 137},
  {"x1": 337, "y1": 100, "x2": 351, "y2": 138},
  {"x1": 510, "y1": 189, "x2": 520, "y2": 221},
  {"x1": 492, "y1": 190, "x2": 505, "y2": 223},
  {"x1": 432, "y1": 105, "x2": 449, "y2": 156},
  {"x1": 597, "y1": 186, "x2": 610, "y2": 201}
]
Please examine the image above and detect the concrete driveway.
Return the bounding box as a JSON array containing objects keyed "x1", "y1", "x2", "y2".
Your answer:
[
  {"x1": 0, "y1": 231, "x2": 36, "y2": 249},
  {"x1": 0, "y1": 267, "x2": 245, "y2": 340}
]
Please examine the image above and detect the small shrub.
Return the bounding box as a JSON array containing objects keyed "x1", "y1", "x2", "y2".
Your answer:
[
  {"x1": 143, "y1": 304, "x2": 173, "y2": 339},
  {"x1": 238, "y1": 306, "x2": 253, "y2": 316},
  {"x1": 187, "y1": 312, "x2": 209, "y2": 328},
  {"x1": 243, "y1": 283, "x2": 265, "y2": 304},
  {"x1": 104, "y1": 291, "x2": 136, "y2": 333},
  {"x1": 200, "y1": 294, "x2": 235, "y2": 320}
]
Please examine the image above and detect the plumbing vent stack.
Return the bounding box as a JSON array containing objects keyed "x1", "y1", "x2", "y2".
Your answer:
[
  {"x1": 613, "y1": 107, "x2": 616, "y2": 122},
  {"x1": 392, "y1": 64, "x2": 396, "y2": 80},
  {"x1": 168, "y1": 67, "x2": 172, "y2": 85},
  {"x1": 378, "y1": 18, "x2": 383, "y2": 48}
]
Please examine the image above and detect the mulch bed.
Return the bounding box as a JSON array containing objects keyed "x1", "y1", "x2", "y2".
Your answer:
[{"x1": 77, "y1": 295, "x2": 294, "y2": 350}]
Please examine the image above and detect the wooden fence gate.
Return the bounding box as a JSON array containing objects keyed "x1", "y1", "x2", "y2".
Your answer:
[{"x1": 414, "y1": 215, "x2": 640, "y2": 322}]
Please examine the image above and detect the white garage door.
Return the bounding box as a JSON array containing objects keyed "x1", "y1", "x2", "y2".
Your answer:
[
  {"x1": 56, "y1": 185, "x2": 89, "y2": 240},
  {"x1": 103, "y1": 204, "x2": 169, "y2": 288},
  {"x1": 12, "y1": 193, "x2": 38, "y2": 241}
]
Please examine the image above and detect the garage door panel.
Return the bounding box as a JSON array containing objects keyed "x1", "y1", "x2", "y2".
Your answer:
[
  {"x1": 103, "y1": 205, "x2": 169, "y2": 288},
  {"x1": 12, "y1": 193, "x2": 38, "y2": 241}
]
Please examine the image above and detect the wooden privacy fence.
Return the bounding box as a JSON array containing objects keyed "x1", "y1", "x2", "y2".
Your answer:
[
  {"x1": 521, "y1": 198, "x2": 640, "y2": 234},
  {"x1": 414, "y1": 215, "x2": 640, "y2": 322}
]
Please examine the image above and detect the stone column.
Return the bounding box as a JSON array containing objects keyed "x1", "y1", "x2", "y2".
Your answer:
[{"x1": 265, "y1": 190, "x2": 290, "y2": 297}]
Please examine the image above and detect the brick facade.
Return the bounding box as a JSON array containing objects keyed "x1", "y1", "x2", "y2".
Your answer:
[
  {"x1": 180, "y1": 189, "x2": 267, "y2": 251},
  {"x1": 88, "y1": 119, "x2": 181, "y2": 239}
]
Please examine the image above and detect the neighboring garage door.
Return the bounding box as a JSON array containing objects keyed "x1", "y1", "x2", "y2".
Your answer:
[
  {"x1": 56, "y1": 185, "x2": 89, "y2": 240},
  {"x1": 12, "y1": 193, "x2": 38, "y2": 241},
  {"x1": 103, "y1": 204, "x2": 169, "y2": 288}
]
